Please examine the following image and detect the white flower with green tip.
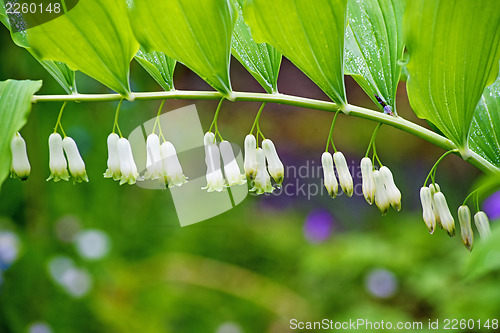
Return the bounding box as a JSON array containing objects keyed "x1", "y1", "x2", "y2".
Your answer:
[
  {"x1": 244, "y1": 134, "x2": 258, "y2": 180},
  {"x1": 250, "y1": 148, "x2": 274, "y2": 194},
  {"x1": 433, "y1": 191, "x2": 455, "y2": 237},
  {"x1": 373, "y1": 170, "x2": 390, "y2": 214},
  {"x1": 474, "y1": 211, "x2": 491, "y2": 240},
  {"x1": 104, "y1": 133, "x2": 121, "y2": 180},
  {"x1": 160, "y1": 141, "x2": 187, "y2": 187},
  {"x1": 380, "y1": 166, "x2": 401, "y2": 211},
  {"x1": 458, "y1": 205, "x2": 473, "y2": 251},
  {"x1": 10, "y1": 132, "x2": 31, "y2": 181},
  {"x1": 144, "y1": 133, "x2": 162, "y2": 180},
  {"x1": 333, "y1": 152, "x2": 353, "y2": 197},
  {"x1": 360, "y1": 157, "x2": 375, "y2": 204},
  {"x1": 419, "y1": 187, "x2": 436, "y2": 234},
  {"x1": 220, "y1": 140, "x2": 246, "y2": 186},
  {"x1": 321, "y1": 152, "x2": 338, "y2": 198},
  {"x1": 62, "y1": 137, "x2": 89, "y2": 183},
  {"x1": 117, "y1": 138, "x2": 140, "y2": 185},
  {"x1": 262, "y1": 139, "x2": 284, "y2": 186},
  {"x1": 202, "y1": 141, "x2": 225, "y2": 192},
  {"x1": 47, "y1": 133, "x2": 70, "y2": 182}
]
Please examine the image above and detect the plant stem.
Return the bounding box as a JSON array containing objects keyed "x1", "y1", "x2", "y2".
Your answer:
[
  {"x1": 463, "y1": 188, "x2": 480, "y2": 206},
  {"x1": 365, "y1": 123, "x2": 382, "y2": 158},
  {"x1": 112, "y1": 99, "x2": 124, "y2": 138},
  {"x1": 325, "y1": 110, "x2": 341, "y2": 153},
  {"x1": 424, "y1": 149, "x2": 459, "y2": 186},
  {"x1": 152, "y1": 99, "x2": 166, "y2": 140},
  {"x1": 54, "y1": 101, "x2": 67, "y2": 137},
  {"x1": 208, "y1": 98, "x2": 224, "y2": 140},
  {"x1": 250, "y1": 102, "x2": 267, "y2": 135},
  {"x1": 31, "y1": 90, "x2": 500, "y2": 175}
]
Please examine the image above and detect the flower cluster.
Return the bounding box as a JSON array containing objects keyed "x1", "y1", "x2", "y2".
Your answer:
[
  {"x1": 202, "y1": 132, "x2": 247, "y2": 192},
  {"x1": 419, "y1": 183, "x2": 491, "y2": 251},
  {"x1": 47, "y1": 133, "x2": 88, "y2": 183},
  {"x1": 243, "y1": 134, "x2": 284, "y2": 195},
  {"x1": 321, "y1": 151, "x2": 353, "y2": 198},
  {"x1": 104, "y1": 133, "x2": 187, "y2": 187},
  {"x1": 322, "y1": 153, "x2": 401, "y2": 215}
]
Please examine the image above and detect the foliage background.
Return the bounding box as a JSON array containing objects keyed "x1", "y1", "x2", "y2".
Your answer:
[{"x1": 0, "y1": 24, "x2": 499, "y2": 333}]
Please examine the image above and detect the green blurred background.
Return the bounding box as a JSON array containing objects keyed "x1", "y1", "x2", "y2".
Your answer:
[{"x1": 1, "y1": 25, "x2": 500, "y2": 333}]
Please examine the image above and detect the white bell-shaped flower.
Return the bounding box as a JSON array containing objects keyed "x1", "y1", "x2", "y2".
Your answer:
[
  {"x1": 144, "y1": 133, "x2": 162, "y2": 180},
  {"x1": 250, "y1": 148, "x2": 274, "y2": 194},
  {"x1": 433, "y1": 191, "x2": 455, "y2": 237},
  {"x1": 429, "y1": 183, "x2": 442, "y2": 228},
  {"x1": 262, "y1": 139, "x2": 284, "y2": 186},
  {"x1": 117, "y1": 138, "x2": 140, "y2": 185},
  {"x1": 373, "y1": 170, "x2": 390, "y2": 214},
  {"x1": 474, "y1": 211, "x2": 491, "y2": 240},
  {"x1": 360, "y1": 157, "x2": 375, "y2": 204},
  {"x1": 104, "y1": 133, "x2": 121, "y2": 180},
  {"x1": 220, "y1": 140, "x2": 246, "y2": 186},
  {"x1": 458, "y1": 205, "x2": 473, "y2": 251},
  {"x1": 321, "y1": 152, "x2": 338, "y2": 198},
  {"x1": 160, "y1": 141, "x2": 188, "y2": 187},
  {"x1": 380, "y1": 166, "x2": 401, "y2": 211},
  {"x1": 419, "y1": 187, "x2": 436, "y2": 234},
  {"x1": 244, "y1": 134, "x2": 258, "y2": 180},
  {"x1": 47, "y1": 133, "x2": 70, "y2": 182},
  {"x1": 333, "y1": 152, "x2": 353, "y2": 197},
  {"x1": 10, "y1": 133, "x2": 31, "y2": 181},
  {"x1": 62, "y1": 137, "x2": 89, "y2": 183},
  {"x1": 202, "y1": 141, "x2": 225, "y2": 192}
]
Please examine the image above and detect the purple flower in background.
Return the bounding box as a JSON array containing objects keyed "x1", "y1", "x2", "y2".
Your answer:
[
  {"x1": 304, "y1": 209, "x2": 334, "y2": 243},
  {"x1": 483, "y1": 191, "x2": 500, "y2": 220}
]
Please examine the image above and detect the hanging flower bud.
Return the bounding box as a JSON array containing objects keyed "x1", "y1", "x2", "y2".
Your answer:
[
  {"x1": 262, "y1": 139, "x2": 284, "y2": 186},
  {"x1": 380, "y1": 166, "x2": 401, "y2": 211},
  {"x1": 117, "y1": 138, "x2": 140, "y2": 185},
  {"x1": 429, "y1": 183, "x2": 442, "y2": 228},
  {"x1": 419, "y1": 187, "x2": 436, "y2": 234},
  {"x1": 333, "y1": 152, "x2": 353, "y2": 197},
  {"x1": 244, "y1": 134, "x2": 258, "y2": 180},
  {"x1": 62, "y1": 137, "x2": 89, "y2": 183},
  {"x1": 204, "y1": 131, "x2": 215, "y2": 146},
  {"x1": 474, "y1": 211, "x2": 491, "y2": 240},
  {"x1": 458, "y1": 205, "x2": 473, "y2": 251},
  {"x1": 321, "y1": 152, "x2": 338, "y2": 198},
  {"x1": 47, "y1": 133, "x2": 70, "y2": 182},
  {"x1": 144, "y1": 134, "x2": 162, "y2": 180},
  {"x1": 433, "y1": 192, "x2": 455, "y2": 237},
  {"x1": 202, "y1": 141, "x2": 225, "y2": 192},
  {"x1": 220, "y1": 141, "x2": 246, "y2": 186},
  {"x1": 160, "y1": 141, "x2": 188, "y2": 187},
  {"x1": 360, "y1": 157, "x2": 375, "y2": 204},
  {"x1": 104, "y1": 133, "x2": 121, "y2": 180},
  {"x1": 250, "y1": 148, "x2": 274, "y2": 194},
  {"x1": 373, "y1": 170, "x2": 390, "y2": 214},
  {"x1": 10, "y1": 133, "x2": 31, "y2": 181}
]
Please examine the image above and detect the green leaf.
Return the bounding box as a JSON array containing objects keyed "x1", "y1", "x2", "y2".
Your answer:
[
  {"x1": 243, "y1": 0, "x2": 347, "y2": 105},
  {"x1": 231, "y1": 0, "x2": 281, "y2": 93},
  {"x1": 344, "y1": 0, "x2": 406, "y2": 113},
  {"x1": 469, "y1": 73, "x2": 500, "y2": 167},
  {"x1": 404, "y1": 0, "x2": 500, "y2": 151},
  {"x1": 0, "y1": 80, "x2": 42, "y2": 192},
  {"x1": 0, "y1": 2, "x2": 75, "y2": 94},
  {"x1": 135, "y1": 48, "x2": 176, "y2": 91},
  {"x1": 129, "y1": 0, "x2": 237, "y2": 99},
  {"x1": 26, "y1": 0, "x2": 139, "y2": 98}
]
